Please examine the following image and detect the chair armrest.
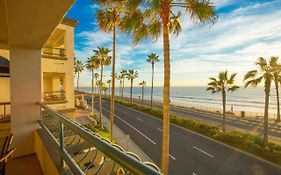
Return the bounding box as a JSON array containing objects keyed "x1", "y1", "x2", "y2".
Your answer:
[{"x1": 0, "y1": 148, "x2": 15, "y2": 163}]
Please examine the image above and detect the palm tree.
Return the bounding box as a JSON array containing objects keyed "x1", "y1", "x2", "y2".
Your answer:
[
  {"x1": 107, "y1": 79, "x2": 112, "y2": 96},
  {"x1": 126, "y1": 69, "x2": 138, "y2": 103},
  {"x1": 86, "y1": 56, "x2": 100, "y2": 115},
  {"x1": 244, "y1": 57, "x2": 274, "y2": 147},
  {"x1": 74, "y1": 59, "x2": 84, "y2": 91},
  {"x1": 207, "y1": 71, "x2": 239, "y2": 133},
  {"x1": 269, "y1": 57, "x2": 281, "y2": 122},
  {"x1": 147, "y1": 53, "x2": 159, "y2": 108},
  {"x1": 94, "y1": 47, "x2": 111, "y2": 129},
  {"x1": 123, "y1": 1, "x2": 217, "y2": 173},
  {"x1": 139, "y1": 81, "x2": 146, "y2": 106},
  {"x1": 120, "y1": 69, "x2": 127, "y2": 101},
  {"x1": 96, "y1": 0, "x2": 127, "y2": 142}
]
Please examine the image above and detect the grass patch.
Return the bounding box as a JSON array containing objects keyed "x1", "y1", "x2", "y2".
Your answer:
[
  {"x1": 109, "y1": 98, "x2": 281, "y2": 166},
  {"x1": 84, "y1": 113, "x2": 116, "y2": 143},
  {"x1": 97, "y1": 127, "x2": 111, "y2": 141}
]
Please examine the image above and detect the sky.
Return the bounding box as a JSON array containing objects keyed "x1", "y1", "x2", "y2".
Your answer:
[{"x1": 66, "y1": 0, "x2": 281, "y2": 87}]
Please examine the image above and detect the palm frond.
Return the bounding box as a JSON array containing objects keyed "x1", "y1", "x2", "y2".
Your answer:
[
  {"x1": 209, "y1": 77, "x2": 217, "y2": 81},
  {"x1": 269, "y1": 56, "x2": 278, "y2": 67},
  {"x1": 243, "y1": 70, "x2": 257, "y2": 81},
  {"x1": 244, "y1": 76, "x2": 263, "y2": 87},
  {"x1": 169, "y1": 11, "x2": 182, "y2": 36},
  {"x1": 206, "y1": 86, "x2": 219, "y2": 94},
  {"x1": 218, "y1": 71, "x2": 227, "y2": 85},
  {"x1": 96, "y1": 9, "x2": 114, "y2": 31},
  {"x1": 227, "y1": 73, "x2": 237, "y2": 84},
  {"x1": 255, "y1": 57, "x2": 267, "y2": 71},
  {"x1": 147, "y1": 53, "x2": 160, "y2": 63},
  {"x1": 148, "y1": 19, "x2": 162, "y2": 41},
  {"x1": 120, "y1": 9, "x2": 144, "y2": 34},
  {"x1": 227, "y1": 85, "x2": 239, "y2": 92},
  {"x1": 185, "y1": 0, "x2": 218, "y2": 26},
  {"x1": 132, "y1": 23, "x2": 149, "y2": 45},
  {"x1": 126, "y1": 0, "x2": 145, "y2": 9},
  {"x1": 207, "y1": 81, "x2": 218, "y2": 87}
]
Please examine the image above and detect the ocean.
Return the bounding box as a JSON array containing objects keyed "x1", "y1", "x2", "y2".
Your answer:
[{"x1": 80, "y1": 86, "x2": 280, "y2": 118}]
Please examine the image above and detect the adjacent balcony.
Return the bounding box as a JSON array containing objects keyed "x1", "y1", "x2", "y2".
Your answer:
[
  {"x1": 0, "y1": 102, "x2": 10, "y2": 136},
  {"x1": 42, "y1": 47, "x2": 67, "y2": 60},
  {"x1": 43, "y1": 91, "x2": 67, "y2": 104}
]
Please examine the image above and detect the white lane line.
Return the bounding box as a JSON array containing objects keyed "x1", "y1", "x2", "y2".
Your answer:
[
  {"x1": 136, "y1": 118, "x2": 143, "y2": 122},
  {"x1": 103, "y1": 108, "x2": 157, "y2": 145},
  {"x1": 157, "y1": 128, "x2": 162, "y2": 132},
  {"x1": 169, "y1": 154, "x2": 176, "y2": 160},
  {"x1": 193, "y1": 146, "x2": 214, "y2": 158}
]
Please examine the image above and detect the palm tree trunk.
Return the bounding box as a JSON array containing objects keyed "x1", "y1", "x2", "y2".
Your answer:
[
  {"x1": 120, "y1": 80, "x2": 122, "y2": 97},
  {"x1": 161, "y1": 7, "x2": 170, "y2": 175},
  {"x1": 109, "y1": 84, "x2": 111, "y2": 96},
  {"x1": 263, "y1": 79, "x2": 270, "y2": 147},
  {"x1": 142, "y1": 84, "x2": 144, "y2": 106},
  {"x1": 122, "y1": 78, "x2": 125, "y2": 101},
  {"x1": 99, "y1": 66, "x2": 104, "y2": 128},
  {"x1": 110, "y1": 23, "x2": 116, "y2": 142},
  {"x1": 95, "y1": 78, "x2": 97, "y2": 94},
  {"x1": 130, "y1": 79, "x2": 133, "y2": 103},
  {"x1": 275, "y1": 78, "x2": 280, "y2": 122},
  {"x1": 151, "y1": 63, "x2": 154, "y2": 108},
  {"x1": 222, "y1": 89, "x2": 226, "y2": 133},
  {"x1": 77, "y1": 73, "x2": 79, "y2": 91},
  {"x1": 91, "y1": 70, "x2": 95, "y2": 115}
]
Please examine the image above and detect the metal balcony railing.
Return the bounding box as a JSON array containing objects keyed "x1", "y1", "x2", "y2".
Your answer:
[
  {"x1": 39, "y1": 104, "x2": 161, "y2": 175},
  {"x1": 0, "y1": 102, "x2": 10, "y2": 120},
  {"x1": 43, "y1": 91, "x2": 66, "y2": 103},
  {"x1": 42, "y1": 47, "x2": 67, "y2": 60}
]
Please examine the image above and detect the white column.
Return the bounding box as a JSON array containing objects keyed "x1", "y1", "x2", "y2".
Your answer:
[{"x1": 10, "y1": 47, "x2": 41, "y2": 157}]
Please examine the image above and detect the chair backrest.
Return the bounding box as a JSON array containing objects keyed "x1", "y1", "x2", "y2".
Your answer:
[
  {"x1": 0, "y1": 134, "x2": 13, "y2": 175},
  {"x1": 1, "y1": 134, "x2": 13, "y2": 158}
]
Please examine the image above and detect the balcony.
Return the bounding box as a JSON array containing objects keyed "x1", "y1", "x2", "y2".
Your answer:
[
  {"x1": 43, "y1": 91, "x2": 67, "y2": 104},
  {"x1": 42, "y1": 47, "x2": 67, "y2": 60},
  {"x1": 36, "y1": 104, "x2": 161, "y2": 175}
]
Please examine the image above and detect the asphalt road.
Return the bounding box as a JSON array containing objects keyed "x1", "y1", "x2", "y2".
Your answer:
[
  {"x1": 121, "y1": 97, "x2": 281, "y2": 143},
  {"x1": 92, "y1": 99, "x2": 281, "y2": 175}
]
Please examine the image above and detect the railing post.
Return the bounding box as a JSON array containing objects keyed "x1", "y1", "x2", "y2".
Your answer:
[
  {"x1": 3, "y1": 104, "x2": 5, "y2": 118},
  {"x1": 59, "y1": 121, "x2": 65, "y2": 168}
]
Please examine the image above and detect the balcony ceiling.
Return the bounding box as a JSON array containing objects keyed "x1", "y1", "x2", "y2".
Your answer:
[
  {"x1": 0, "y1": 0, "x2": 9, "y2": 49},
  {"x1": 0, "y1": 0, "x2": 75, "y2": 49},
  {"x1": 44, "y1": 29, "x2": 65, "y2": 48}
]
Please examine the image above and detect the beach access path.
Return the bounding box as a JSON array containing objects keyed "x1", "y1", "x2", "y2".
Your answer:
[{"x1": 93, "y1": 98, "x2": 281, "y2": 175}]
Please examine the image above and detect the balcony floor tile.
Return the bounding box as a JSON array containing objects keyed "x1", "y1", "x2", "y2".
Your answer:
[{"x1": 6, "y1": 154, "x2": 43, "y2": 175}]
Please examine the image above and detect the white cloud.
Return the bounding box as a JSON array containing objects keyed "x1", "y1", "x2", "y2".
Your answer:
[
  {"x1": 75, "y1": 0, "x2": 281, "y2": 87},
  {"x1": 213, "y1": 0, "x2": 236, "y2": 8}
]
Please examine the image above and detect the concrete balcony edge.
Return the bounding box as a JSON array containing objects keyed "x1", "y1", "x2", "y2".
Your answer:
[{"x1": 34, "y1": 129, "x2": 70, "y2": 175}]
